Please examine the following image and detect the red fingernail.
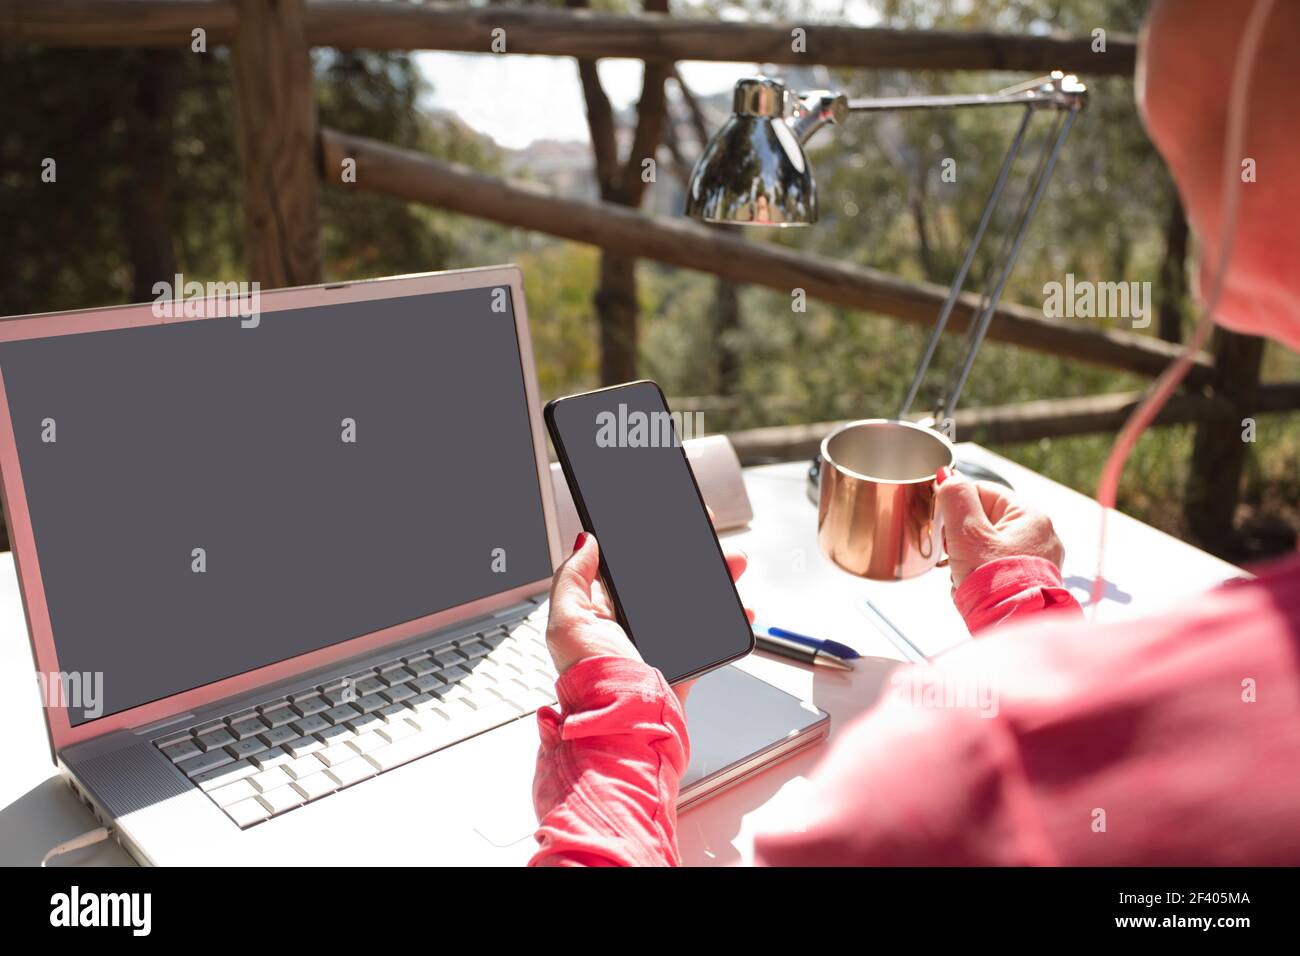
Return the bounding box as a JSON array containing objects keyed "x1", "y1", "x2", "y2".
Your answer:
[
  {"x1": 573, "y1": 532, "x2": 588, "y2": 552},
  {"x1": 936, "y1": 466, "x2": 954, "y2": 486}
]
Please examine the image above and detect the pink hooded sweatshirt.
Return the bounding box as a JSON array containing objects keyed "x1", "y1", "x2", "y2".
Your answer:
[{"x1": 530, "y1": 553, "x2": 1300, "y2": 865}]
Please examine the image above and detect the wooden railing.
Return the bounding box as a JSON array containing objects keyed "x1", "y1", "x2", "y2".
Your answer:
[
  {"x1": 4, "y1": 0, "x2": 1297, "y2": 555},
  {"x1": 2, "y1": 1, "x2": 1137, "y2": 74},
  {"x1": 319, "y1": 127, "x2": 1209, "y2": 386}
]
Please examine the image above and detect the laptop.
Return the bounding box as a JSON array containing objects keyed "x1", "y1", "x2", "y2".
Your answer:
[{"x1": 0, "y1": 267, "x2": 827, "y2": 865}]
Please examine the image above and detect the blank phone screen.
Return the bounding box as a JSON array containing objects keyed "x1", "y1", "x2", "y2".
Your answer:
[{"x1": 548, "y1": 381, "x2": 753, "y2": 683}]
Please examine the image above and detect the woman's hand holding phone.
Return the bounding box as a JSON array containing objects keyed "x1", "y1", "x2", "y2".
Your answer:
[{"x1": 545, "y1": 527, "x2": 753, "y2": 707}]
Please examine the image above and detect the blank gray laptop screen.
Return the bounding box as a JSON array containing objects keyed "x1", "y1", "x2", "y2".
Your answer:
[{"x1": 0, "y1": 286, "x2": 553, "y2": 725}]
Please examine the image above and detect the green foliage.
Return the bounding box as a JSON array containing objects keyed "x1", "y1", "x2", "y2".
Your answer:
[
  {"x1": 0, "y1": 49, "x2": 145, "y2": 315},
  {"x1": 0, "y1": 46, "x2": 510, "y2": 313}
]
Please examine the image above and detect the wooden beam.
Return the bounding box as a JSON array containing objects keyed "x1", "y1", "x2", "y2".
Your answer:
[
  {"x1": 2, "y1": 2, "x2": 1138, "y2": 75},
  {"x1": 320, "y1": 127, "x2": 1213, "y2": 386},
  {"x1": 1185, "y1": 329, "x2": 1266, "y2": 554},
  {"x1": 229, "y1": 0, "x2": 321, "y2": 288},
  {"x1": 0, "y1": 1, "x2": 238, "y2": 46},
  {"x1": 725, "y1": 384, "x2": 1300, "y2": 465}
]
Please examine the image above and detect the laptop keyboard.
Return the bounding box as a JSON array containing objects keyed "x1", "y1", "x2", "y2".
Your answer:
[{"x1": 152, "y1": 604, "x2": 556, "y2": 829}]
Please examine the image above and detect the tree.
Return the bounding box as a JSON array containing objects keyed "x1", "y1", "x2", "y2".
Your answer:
[{"x1": 565, "y1": 0, "x2": 672, "y2": 384}]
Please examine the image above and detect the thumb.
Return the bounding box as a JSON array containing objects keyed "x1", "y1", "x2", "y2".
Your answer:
[
  {"x1": 936, "y1": 472, "x2": 993, "y2": 534},
  {"x1": 549, "y1": 532, "x2": 601, "y2": 614}
]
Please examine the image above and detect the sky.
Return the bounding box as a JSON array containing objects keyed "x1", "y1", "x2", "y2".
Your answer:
[{"x1": 417, "y1": 2, "x2": 882, "y2": 149}]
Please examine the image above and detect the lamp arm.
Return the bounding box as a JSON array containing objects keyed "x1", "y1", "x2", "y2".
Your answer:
[
  {"x1": 789, "y1": 73, "x2": 1086, "y2": 144},
  {"x1": 847, "y1": 88, "x2": 1073, "y2": 112}
]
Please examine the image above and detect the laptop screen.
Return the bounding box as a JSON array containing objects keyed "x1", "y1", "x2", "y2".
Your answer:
[{"x1": 0, "y1": 286, "x2": 554, "y2": 726}]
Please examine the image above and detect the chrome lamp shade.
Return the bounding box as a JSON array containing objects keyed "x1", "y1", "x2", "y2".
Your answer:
[
  {"x1": 684, "y1": 113, "x2": 816, "y2": 226},
  {"x1": 685, "y1": 77, "x2": 826, "y2": 226}
]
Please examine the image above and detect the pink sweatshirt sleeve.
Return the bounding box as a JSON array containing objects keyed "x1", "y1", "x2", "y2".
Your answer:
[
  {"x1": 529, "y1": 655, "x2": 688, "y2": 867},
  {"x1": 951, "y1": 554, "x2": 1083, "y2": 634}
]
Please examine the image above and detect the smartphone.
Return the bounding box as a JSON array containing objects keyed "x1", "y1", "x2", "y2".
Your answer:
[{"x1": 544, "y1": 380, "x2": 754, "y2": 684}]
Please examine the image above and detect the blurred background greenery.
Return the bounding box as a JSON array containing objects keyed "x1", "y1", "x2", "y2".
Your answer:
[{"x1": 2, "y1": 0, "x2": 1296, "y2": 557}]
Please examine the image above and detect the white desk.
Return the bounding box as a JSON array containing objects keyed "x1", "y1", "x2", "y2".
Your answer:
[{"x1": 0, "y1": 444, "x2": 1242, "y2": 866}]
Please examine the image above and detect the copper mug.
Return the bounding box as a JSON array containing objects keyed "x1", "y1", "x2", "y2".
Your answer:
[{"x1": 817, "y1": 419, "x2": 954, "y2": 581}]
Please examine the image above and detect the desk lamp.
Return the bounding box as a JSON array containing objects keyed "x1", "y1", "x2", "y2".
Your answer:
[{"x1": 685, "y1": 72, "x2": 1087, "y2": 495}]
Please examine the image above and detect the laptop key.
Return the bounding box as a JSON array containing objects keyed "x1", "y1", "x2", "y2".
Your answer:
[
  {"x1": 317, "y1": 742, "x2": 361, "y2": 767},
  {"x1": 253, "y1": 746, "x2": 293, "y2": 769},
  {"x1": 512, "y1": 689, "x2": 557, "y2": 714},
  {"x1": 321, "y1": 686, "x2": 357, "y2": 707},
  {"x1": 283, "y1": 754, "x2": 327, "y2": 779},
  {"x1": 324, "y1": 703, "x2": 360, "y2": 725},
  {"x1": 461, "y1": 672, "x2": 497, "y2": 692},
  {"x1": 250, "y1": 766, "x2": 294, "y2": 793},
  {"x1": 438, "y1": 664, "x2": 471, "y2": 683},
  {"x1": 258, "y1": 785, "x2": 305, "y2": 816},
  {"x1": 161, "y1": 738, "x2": 202, "y2": 763},
  {"x1": 194, "y1": 759, "x2": 258, "y2": 791},
  {"x1": 349, "y1": 730, "x2": 387, "y2": 754},
  {"x1": 157, "y1": 730, "x2": 196, "y2": 748},
  {"x1": 457, "y1": 640, "x2": 492, "y2": 661},
  {"x1": 229, "y1": 718, "x2": 268, "y2": 740},
  {"x1": 410, "y1": 674, "x2": 448, "y2": 695},
  {"x1": 177, "y1": 749, "x2": 234, "y2": 778},
  {"x1": 406, "y1": 692, "x2": 439, "y2": 713},
  {"x1": 291, "y1": 695, "x2": 328, "y2": 718},
  {"x1": 198, "y1": 729, "x2": 236, "y2": 751},
  {"x1": 292, "y1": 714, "x2": 330, "y2": 736},
  {"x1": 377, "y1": 718, "x2": 418, "y2": 744},
  {"x1": 346, "y1": 712, "x2": 382, "y2": 735},
  {"x1": 284, "y1": 735, "x2": 325, "y2": 758},
  {"x1": 260, "y1": 706, "x2": 296, "y2": 728},
  {"x1": 226, "y1": 737, "x2": 268, "y2": 760},
  {"x1": 403, "y1": 656, "x2": 438, "y2": 677},
  {"x1": 192, "y1": 719, "x2": 226, "y2": 737},
  {"x1": 292, "y1": 772, "x2": 338, "y2": 802},
  {"x1": 211, "y1": 778, "x2": 259, "y2": 807},
  {"x1": 326, "y1": 756, "x2": 378, "y2": 788},
  {"x1": 433, "y1": 648, "x2": 467, "y2": 668},
  {"x1": 259, "y1": 725, "x2": 298, "y2": 748},
  {"x1": 494, "y1": 677, "x2": 532, "y2": 700},
  {"x1": 354, "y1": 676, "x2": 386, "y2": 696},
  {"x1": 381, "y1": 684, "x2": 415, "y2": 704},
  {"x1": 353, "y1": 693, "x2": 387, "y2": 714},
  {"x1": 316, "y1": 723, "x2": 354, "y2": 744},
  {"x1": 440, "y1": 682, "x2": 472, "y2": 702},
  {"x1": 378, "y1": 702, "x2": 412, "y2": 722}
]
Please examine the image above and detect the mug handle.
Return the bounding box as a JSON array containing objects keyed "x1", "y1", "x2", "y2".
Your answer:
[{"x1": 931, "y1": 466, "x2": 954, "y2": 566}]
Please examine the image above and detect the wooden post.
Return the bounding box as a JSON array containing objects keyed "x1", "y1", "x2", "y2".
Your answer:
[
  {"x1": 229, "y1": 0, "x2": 321, "y2": 288},
  {"x1": 120, "y1": 49, "x2": 182, "y2": 302},
  {"x1": 1185, "y1": 328, "x2": 1265, "y2": 557}
]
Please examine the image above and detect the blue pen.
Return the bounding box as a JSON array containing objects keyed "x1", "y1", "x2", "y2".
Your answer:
[{"x1": 753, "y1": 623, "x2": 860, "y2": 661}]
